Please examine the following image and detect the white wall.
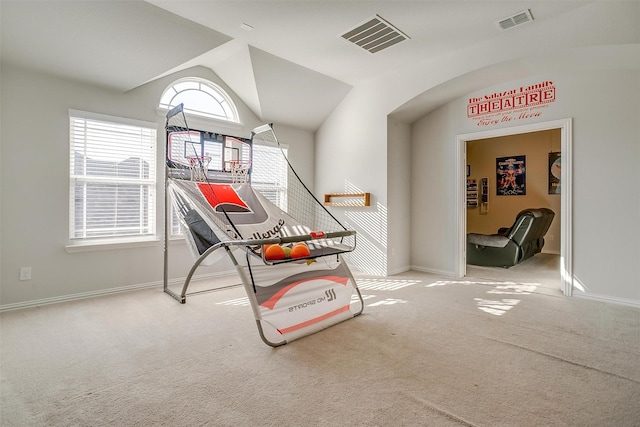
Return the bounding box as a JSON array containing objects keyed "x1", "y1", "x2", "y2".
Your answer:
[
  {"x1": 314, "y1": 3, "x2": 640, "y2": 280},
  {"x1": 410, "y1": 105, "x2": 461, "y2": 276},
  {"x1": 0, "y1": 64, "x2": 315, "y2": 308},
  {"x1": 387, "y1": 119, "x2": 412, "y2": 275},
  {"x1": 315, "y1": 85, "x2": 390, "y2": 276},
  {"x1": 314, "y1": 3, "x2": 638, "y2": 287},
  {"x1": 411, "y1": 70, "x2": 640, "y2": 305},
  {"x1": 3, "y1": 3, "x2": 637, "y2": 308},
  {"x1": 272, "y1": 124, "x2": 315, "y2": 189}
]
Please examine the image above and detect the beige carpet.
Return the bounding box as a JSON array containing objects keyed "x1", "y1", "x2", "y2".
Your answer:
[
  {"x1": 465, "y1": 253, "x2": 563, "y2": 291},
  {"x1": 2, "y1": 257, "x2": 639, "y2": 426}
]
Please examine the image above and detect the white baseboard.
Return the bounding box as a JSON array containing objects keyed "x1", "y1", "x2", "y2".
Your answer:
[
  {"x1": 0, "y1": 270, "x2": 237, "y2": 313},
  {"x1": 410, "y1": 265, "x2": 457, "y2": 277},
  {"x1": 387, "y1": 265, "x2": 412, "y2": 276},
  {"x1": 572, "y1": 291, "x2": 640, "y2": 309}
]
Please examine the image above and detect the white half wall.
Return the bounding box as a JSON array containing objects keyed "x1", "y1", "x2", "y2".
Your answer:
[
  {"x1": 315, "y1": 85, "x2": 389, "y2": 276},
  {"x1": 387, "y1": 119, "x2": 411, "y2": 275}
]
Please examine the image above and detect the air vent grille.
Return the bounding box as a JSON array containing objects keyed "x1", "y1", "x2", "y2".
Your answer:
[
  {"x1": 341, "y1": 15, "x2": 409, "y2": 54},
  {"x1": 496, "y1": 9, "x2": 534, "y2": 31}
]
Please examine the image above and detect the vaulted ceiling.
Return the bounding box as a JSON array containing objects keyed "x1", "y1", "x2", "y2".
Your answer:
[{"x1": 2, "y1": 1, "x2": 638, "y2": 131}]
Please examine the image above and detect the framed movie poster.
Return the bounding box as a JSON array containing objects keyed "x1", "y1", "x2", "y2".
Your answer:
[
  {"x1": 466, "y1": 178, "x2": 478, "y2": 207},
  {"x1": 496, "y1": 155, "x2": 526, "y2": 196},
  {"x1": 548, "y1": 152, "x2": 561, "y2": 194}
]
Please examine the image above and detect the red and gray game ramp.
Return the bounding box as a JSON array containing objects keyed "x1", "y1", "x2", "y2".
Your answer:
[
  {"x1": 163, "y1": 111, "x2": 363, "y2": 345},
  {"x1": 166, "y1": 179, "x2": 363, "y2": 346},
  {"x1": 237, "y1": 252, "x2": 362, "y2": 346}
]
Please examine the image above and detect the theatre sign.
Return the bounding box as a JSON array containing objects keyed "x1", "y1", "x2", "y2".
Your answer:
[{"x1": 467, "y1": 80, "x2": 556, "y2": 127}]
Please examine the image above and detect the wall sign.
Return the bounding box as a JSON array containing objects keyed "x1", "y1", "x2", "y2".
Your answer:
[{"x1": 467, "y1": 80, "x2": 556, "y2": 127}]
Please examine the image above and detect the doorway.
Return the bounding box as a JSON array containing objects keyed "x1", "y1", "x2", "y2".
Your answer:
[{"x1": 456, "y1": 119, "x2": 573, "y2": 296}]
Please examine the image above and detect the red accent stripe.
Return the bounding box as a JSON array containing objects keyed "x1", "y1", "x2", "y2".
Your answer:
[
  {"x1": 261, "y1": 276, "x2": 348, "y2": 310},
  {"x1": 278, "y1": 305, "x2": 350, "y2": 335},
  {"x1": 197, "y1": 183, "x2": 249, "y2": 210}
]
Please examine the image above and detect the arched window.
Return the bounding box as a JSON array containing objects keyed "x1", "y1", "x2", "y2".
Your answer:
[{"x1": 159, "y1": 78, "x2": 239, "y2": 123}]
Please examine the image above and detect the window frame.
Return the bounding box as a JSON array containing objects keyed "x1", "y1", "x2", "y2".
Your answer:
[
  {"x1": 66, "y1": 110, "x2": 159, "y2": 251},
  {"x1": 158, "y1": 77, "x2": 240, "y2": 124}
]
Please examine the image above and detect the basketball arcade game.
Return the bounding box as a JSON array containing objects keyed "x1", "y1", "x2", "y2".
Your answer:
[{"x1": 163, "y1": 104, "x2": 364, "y2": 346}]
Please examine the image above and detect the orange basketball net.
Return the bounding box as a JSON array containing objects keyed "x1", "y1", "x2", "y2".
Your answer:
[
  {"x1": 187, "y1": 155, "x2": 211, "y2": 182},
  {"x1": 226, "y1": 160, "x2": 251, "y2": 183}
]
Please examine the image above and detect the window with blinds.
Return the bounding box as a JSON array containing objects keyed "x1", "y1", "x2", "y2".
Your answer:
[
  {"x1": 252, "y1": 143, "x2": 288, "y2": 211},
  {"x1": 69, "y1": 111, "x2": 157, "y2": 241}
]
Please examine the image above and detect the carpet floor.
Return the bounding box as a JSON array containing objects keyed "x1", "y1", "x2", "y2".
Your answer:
[{"x1": 2, "y1": 255, "x2": 639, "y2": 426}]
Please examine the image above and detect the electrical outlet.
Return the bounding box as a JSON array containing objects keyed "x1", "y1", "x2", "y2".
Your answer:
[{"x1": 19, "y1": 267, "x2": 31, "y2": 281}]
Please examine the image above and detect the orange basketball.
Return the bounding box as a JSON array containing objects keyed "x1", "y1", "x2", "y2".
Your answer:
[
  {"x1": 291, "y1": 243, "x2": 311, "y2": 259},
  {"x1": 262, "y1": 244, "x2": 273, "y2": 256},
  {"x1": 264, "y1": 244, "x2": 286, "y2": 260}
]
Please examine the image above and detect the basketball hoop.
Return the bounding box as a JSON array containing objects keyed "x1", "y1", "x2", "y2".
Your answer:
[
  {"x1": 226, "y1": 160, "x2": 251, "y2": 183},
  {"x1": 187, "y1": 155, "x2": 211, "y2": 182}
]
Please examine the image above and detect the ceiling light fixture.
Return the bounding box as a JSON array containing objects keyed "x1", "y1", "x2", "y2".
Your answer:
[{"x1": 340, "y1": 14, "x2": 409, "y2": 54}]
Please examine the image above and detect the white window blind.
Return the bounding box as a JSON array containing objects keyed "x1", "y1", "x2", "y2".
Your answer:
[
  {"x1": 252, "y1": 143, "x2": 288, "y2": 211},
  {"x1": 69, "y1": 112, "x2": 157, "y2": 241}
]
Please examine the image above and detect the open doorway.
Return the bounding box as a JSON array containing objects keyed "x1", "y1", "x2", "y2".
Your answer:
[{"x1": 456, "y1": 119, "x2": 573, "y2": 296}]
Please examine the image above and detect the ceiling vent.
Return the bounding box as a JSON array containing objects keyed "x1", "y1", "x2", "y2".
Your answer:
[
  {"x1": 341, "y1": 15, "x2": 409, "y2": 54},
  {"x1": 496, "y1": 9, "x2": 534, "y2": 31}
]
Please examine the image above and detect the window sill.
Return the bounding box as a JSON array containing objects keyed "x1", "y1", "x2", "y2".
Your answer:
[
  {"x1": 156, "y1": 108, "x2": 243, "y2": 133},
  {"x1": 169, "y1": 235, "x2": 187, "y2": 245},
  {"x1": 65, "y1": 237, "x2": 160, "y2": 253}
]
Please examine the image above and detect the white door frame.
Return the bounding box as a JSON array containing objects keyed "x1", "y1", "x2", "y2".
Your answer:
[{"x1": 456, "y1": 118, "x2": 573, "y2": 296}]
